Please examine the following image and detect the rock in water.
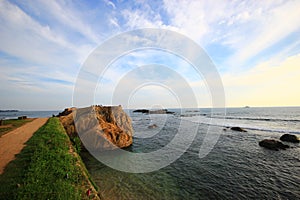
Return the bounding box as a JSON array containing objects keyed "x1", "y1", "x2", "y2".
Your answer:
[
  {"x1": 59, "y1": 105, "x2": 133, "y2": 150},
  {"x1": 148, "y1": 124, "x2": 158, "y2": 129},
  {"x1": 133, "y1": 109, "x2": 149, "y2": 113},
  {"x1": 149, "y1": 109, "x2": 175, "y2": 114},
  {"x1": 280, "y1": 134, "x2": 299, "y2": 143},
  {"x1": 231, "y1": 127, "x2": 247, "y2": 132},
  {"x1": 259, "y1": 139, "x2": 289, "y2": 151}
]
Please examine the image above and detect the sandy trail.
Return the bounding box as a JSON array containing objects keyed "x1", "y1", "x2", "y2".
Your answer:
[{"x1": 0, "y1": 118, "x2": 48, "y2": 174}]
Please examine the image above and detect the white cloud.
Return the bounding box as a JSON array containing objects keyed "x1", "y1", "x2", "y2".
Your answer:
[
  {"x1": 37, "y1": 0, "x2": 102, "y2": 44},
  {"x1": 121, "y1": 9, "x2": 163, "y2": 29},
  {"x1": 161, "y1": 0, "x2": 300, "y2": 71},
  {"x1": 104, "y1": 0, "x2": 116, "y2": 9},
  {"x1": 162, "y1": 0, "x2": 210, "y2": 41},
  {"x1": 0, "y1": 0, "x2": 92, "y2": 67},
  {"x1": 226, "y1": 0, "x2": 300, "y2": 68}
]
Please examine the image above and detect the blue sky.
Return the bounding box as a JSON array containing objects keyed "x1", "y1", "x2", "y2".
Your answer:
[{"x1": 0, "y1": 0, "x2": 300, "y2": 110}]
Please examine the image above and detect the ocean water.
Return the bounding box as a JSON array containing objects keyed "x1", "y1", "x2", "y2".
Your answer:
[
  {"x1": 82, "y1": 107, "x2": 299, "y2": 199},
  {"x1": 0, "y1": 110, "x2": 59, "y2": 119}
]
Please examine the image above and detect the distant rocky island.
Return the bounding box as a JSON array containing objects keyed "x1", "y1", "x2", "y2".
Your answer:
[
  {"x1": 133, "y1": 109, "x2": 175, "y2": 114},
  {"x1": 0, "y1": 110, "x2": 19, "y2": 112}
]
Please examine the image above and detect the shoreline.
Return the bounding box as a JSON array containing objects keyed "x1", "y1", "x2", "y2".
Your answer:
[{"x1": 0, "y1": 117, "x2": 101, "y2": 199}]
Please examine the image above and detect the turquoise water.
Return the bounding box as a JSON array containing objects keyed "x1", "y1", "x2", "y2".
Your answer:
[{"x1": 83, "y1": 107, "x2": 300, "y2": 199}]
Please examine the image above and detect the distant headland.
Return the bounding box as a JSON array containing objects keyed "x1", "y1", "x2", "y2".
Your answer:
[{"x1": 0, "y1": 110, "x2": 19, "y2": 112}]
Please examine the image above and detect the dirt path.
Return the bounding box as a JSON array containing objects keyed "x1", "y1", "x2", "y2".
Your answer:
[{"x1": 0, "y1": 118, "x2": 48, "y2": 174}]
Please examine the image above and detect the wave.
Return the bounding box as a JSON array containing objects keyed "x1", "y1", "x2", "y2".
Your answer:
[
  {"x1": 179, "y1": 116, "x2": 300, "y2": 135},
  {"x1": 235, "y1": 126, "x2": 300, "y2": 135},
  {"x1": 180, "y1": 113, "x2": 300, "y2": 123},
  {"x1": 204, "y1": 121, "x2": 300, "y2": 135},
  {"x1": 212, "y1": 116, "x2": 300, "y2": 122}
]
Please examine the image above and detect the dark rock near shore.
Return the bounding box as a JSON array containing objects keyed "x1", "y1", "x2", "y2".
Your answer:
[
  {"x1": 149, "y1": 109, "x2": 175, "y2": 114},
  {"x1": 133, "y1": 109, "x2": 149, "y2": 113},
  {"x1": 280, "y1": 134, "x2": 299, "y2": 143},
  {"x1": 231, "y1": 127, "x2": 247, "y2": 132},
  {"x1": 259, "y1": 139, "x2": 290, "y2": 151},
  {"x1": 57, "y1": 107, "x2": 75, "y2": 117},
  {"x1": 148, "y1": 124, "x2": 158, "y2": 129},
  {"x1": 59, "y1": 105, "x2": 133, "y2": 150}
]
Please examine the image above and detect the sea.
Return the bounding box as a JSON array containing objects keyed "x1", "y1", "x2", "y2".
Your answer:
[
  {"x1": 80, "y1": 107, "x2": 300, "y2": 200},
  {"x1": 0, "y1": 110, "x2": 59, "y2": 119}
]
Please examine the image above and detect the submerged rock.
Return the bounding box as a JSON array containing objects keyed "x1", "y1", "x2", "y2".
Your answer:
[
  {"x1": 59, "y1": 105, "x2": 133, "y2": 150},
  {"x1": 259, "y1": 139, "x2": 289, "y2": 151},
  {"x1": 231, "y1": 127, "x2": 247, "y2": 132},
  {"x1": 148, "y1": 124, "x2": 158, "y2": 129},
  {"x1": 280, "y1": 134, "x2": 299, "y2": 143}
]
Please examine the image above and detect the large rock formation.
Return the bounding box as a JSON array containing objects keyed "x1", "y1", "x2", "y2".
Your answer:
[
  {"x1": 280, "y1": 134, "x2": 299, "y2": 143},
  {"x1": 58, "y1": 105, "x2": 133, "y2": 151},
  {"x1": 259, "y1": 139, "x2": 289, "y2": 151}
]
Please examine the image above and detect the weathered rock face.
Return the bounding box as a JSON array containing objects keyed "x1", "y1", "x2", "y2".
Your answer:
[
  {"x1": 58, "y1": 105, "x2": 133, "y2": 150},
  {"x1": 280, "y1": 134, "x2": 299, "y2": 143},
  {"x1": 259, "y1": 139, "x2": 289, "y2": 151}
]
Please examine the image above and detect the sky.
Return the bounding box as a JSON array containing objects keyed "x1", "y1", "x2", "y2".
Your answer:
[{"x1": 0, "y1": 0, "x2": 300, "y2": 110}]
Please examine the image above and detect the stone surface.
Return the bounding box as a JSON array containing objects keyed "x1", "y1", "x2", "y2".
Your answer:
[
  {"x1": 280, "y1": 134, "x2": 299, "y2": 143},
  {"x1": 59, "y1": 105, "x2": 133, "y2": 150},
  {"x1": 259, "y1": 139, "x2": 289, "y2": 151}
]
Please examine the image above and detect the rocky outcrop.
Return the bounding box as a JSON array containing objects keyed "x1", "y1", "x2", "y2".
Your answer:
[
  {"x1": 280, "y1": 134, "x2": 299, "y2": 143},
  {"x1": 59, "y1": 105, "x2": 133, "y2": 150},
  {"x1": 231, "y1": 127, "x2": 247, "y2": 132},
  {"x1": 259, "y1": 139, "x2": 289, "y2": 151}
]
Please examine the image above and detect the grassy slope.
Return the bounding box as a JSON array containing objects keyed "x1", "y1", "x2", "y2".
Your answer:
[
  {"x1": 0, "y1": 118, "x2": 34, "y2": 137},
  {"x1": 0, "y1": 117, "x2": 99, "y2": 200}
]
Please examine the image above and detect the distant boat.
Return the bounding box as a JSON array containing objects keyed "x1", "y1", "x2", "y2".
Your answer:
[{"x1": 244, "y1": 106, "x2": 250, "y2": 108}]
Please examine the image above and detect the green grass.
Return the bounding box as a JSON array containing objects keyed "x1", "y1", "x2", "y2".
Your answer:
[
  {"x1": 0, "y1": 118, "x2": 34, "y2": 137},
  {"x1": 0, "y1": 118, "x2": 89, "y2": 200}
]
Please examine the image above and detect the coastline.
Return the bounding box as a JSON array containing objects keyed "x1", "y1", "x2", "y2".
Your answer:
[{"x1": 0, "y1": 117, "x2": 101, "y2": 199}]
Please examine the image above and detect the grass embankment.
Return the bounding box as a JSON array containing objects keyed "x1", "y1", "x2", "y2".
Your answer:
[
  {"x1": 0, "y1": 117, "x2": 99, "y2": 200},
  {"x1": 0, "y1": 118, "x2": 34, "y2": 137}
]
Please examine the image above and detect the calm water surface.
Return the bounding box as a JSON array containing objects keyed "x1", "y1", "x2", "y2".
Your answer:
[{"x1": 81, "y1": 107, "x2": 300, "y2": 199}]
